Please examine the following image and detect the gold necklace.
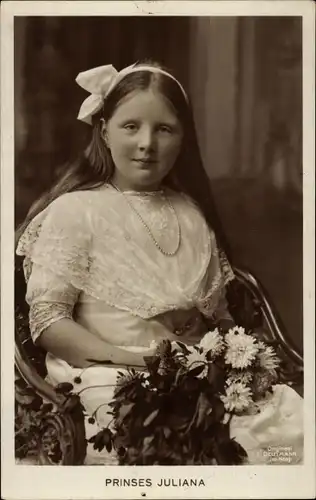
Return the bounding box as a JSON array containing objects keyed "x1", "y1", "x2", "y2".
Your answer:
[{"x1": 111, "y1": 183, "x2": 181, "y2": 256}]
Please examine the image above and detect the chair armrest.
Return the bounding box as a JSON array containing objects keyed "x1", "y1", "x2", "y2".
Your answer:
[{"x1": 15, "y1": 334, "x2": 87, "y2": 465}]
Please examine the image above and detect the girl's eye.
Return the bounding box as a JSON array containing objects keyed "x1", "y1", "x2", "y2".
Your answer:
[
  {"x1": 159, "y1": 125, "x2": 173, "y2": 133},
  {"x1": 123, "y1": 123, "x2": 138, "y2": 131}
]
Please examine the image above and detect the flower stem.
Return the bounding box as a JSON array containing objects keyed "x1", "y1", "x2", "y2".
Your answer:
[
  {"x1": 92, "y1": 403, "x2": 113, "y2": 421},
  {"x1": 77, "y1": 384, "x2": 116, "y2": 396}
]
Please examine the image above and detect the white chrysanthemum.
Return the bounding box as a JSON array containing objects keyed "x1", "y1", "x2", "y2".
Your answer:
[
  {"x1": 226, "y1": 326, "x2": 246, "y2": 337},
  {"x1": 257, "y1": 342, "x2": 280, "y2": 370},
  {"x1": 198, "y1": 328, "x2": 225, "y2": 357},
  {"x1": 186, "y1": 347, "x2": 208, "y2": 378},
  {"x1": 227, "y1": 370, "x2": 253, "y2": 386},
  {"x1": 225, "y1": 329, "x2": 259, "y2": 369},
  {"x1": 220, "y1": 382, "x2": 253, "y2": 412}
]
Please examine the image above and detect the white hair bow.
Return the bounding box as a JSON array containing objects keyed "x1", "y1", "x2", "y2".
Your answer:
[
  {"x1": 76, "y1": 64, "x2": 119, "y2": 125},
  {"x1": 76, "y1": 63, "x2": 188, "y2": 125}
]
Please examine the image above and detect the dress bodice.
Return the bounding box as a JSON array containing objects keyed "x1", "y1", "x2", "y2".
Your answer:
[{"x1": 16, "y1": 186, "x2": 234, "y2": 344}]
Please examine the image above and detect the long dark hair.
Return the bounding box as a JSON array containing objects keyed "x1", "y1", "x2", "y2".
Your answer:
[{"x1": 16, "y1": 60, "x2": 230, "y2": 256}]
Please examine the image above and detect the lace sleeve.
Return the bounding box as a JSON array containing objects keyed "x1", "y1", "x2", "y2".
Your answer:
[
  {"x1": 29, "y1": 301, "x2": 74, "y2": 344},
  {"x1": 196, "y1": 230, "x2": 235, "y2": 319},
  {"x1": 26, "y1": 264, "x2": 81, "y2": 343},
  {"x1": 17, "y1": 193, "x2": 92, "y2": 343}
]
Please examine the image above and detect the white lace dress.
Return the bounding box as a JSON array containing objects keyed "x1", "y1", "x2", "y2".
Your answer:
[{"x1": 16, "y1": 185, "x2": 303, "y2": 465}]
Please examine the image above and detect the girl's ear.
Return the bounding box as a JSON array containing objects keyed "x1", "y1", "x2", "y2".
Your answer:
[{"x1": 100, "y1": 119, "x2": 109, "y2": 148}]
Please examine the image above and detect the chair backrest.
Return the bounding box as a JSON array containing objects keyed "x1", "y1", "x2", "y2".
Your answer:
[
  {"x1": 227, "y1": 267, "x2": 303, "y2": 395},
  {"x1": 226, "y1": 274, "x2": 264, "y2": 332},
  {"x1": 228, "y1": 267, "x2": 303, "y2": 366}
]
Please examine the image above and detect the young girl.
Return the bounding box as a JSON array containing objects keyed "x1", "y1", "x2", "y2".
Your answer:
[{"x1": 16, "y1": 61, "x2": 303, "y2": 464}]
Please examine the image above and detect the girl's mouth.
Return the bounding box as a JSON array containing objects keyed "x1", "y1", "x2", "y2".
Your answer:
[
  {"x1": 134, "y1": 159, "x2": 157, "y2": 167},
  {"x1": 134, "y1": 158, "x2": 156, "y2": 163}
]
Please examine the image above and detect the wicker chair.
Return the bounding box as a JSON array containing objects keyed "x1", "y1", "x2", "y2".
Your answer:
[{"x1": 15, "y1": 256, "x2": 303, "y2": 465}]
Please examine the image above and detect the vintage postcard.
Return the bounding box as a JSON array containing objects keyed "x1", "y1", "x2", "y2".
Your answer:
[{"x1": 1, "y1": 1, "x2": 315, "y2": 499}]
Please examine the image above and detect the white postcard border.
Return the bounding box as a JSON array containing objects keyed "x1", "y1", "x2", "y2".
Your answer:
[{"x1": 1, "y1": 2, "x2": 315, "y2": 499}]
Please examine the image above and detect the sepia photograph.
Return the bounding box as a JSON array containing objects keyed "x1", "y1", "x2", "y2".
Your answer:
[{"x1": 1, "y1": 1, "x2": 315, "y2": 499}]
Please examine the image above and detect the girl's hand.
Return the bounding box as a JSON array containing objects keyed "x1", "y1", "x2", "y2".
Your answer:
[{"x1": 127, "y1": 347, "x2": 158, "y2": 367}]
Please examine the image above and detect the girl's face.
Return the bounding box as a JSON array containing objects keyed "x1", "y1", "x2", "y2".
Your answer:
[{"x1": 103, "y1": 89, "x2": 183, "y2": 191}]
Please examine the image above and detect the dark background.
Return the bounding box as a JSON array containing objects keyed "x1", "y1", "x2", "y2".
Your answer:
[{"x1": 14, "y1": 16, "x2": 303, "y2": 352}]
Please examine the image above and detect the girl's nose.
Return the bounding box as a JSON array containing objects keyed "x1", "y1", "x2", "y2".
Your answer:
[{"x1": 137, "y1": 127, "x2": 156, "y2": 151}]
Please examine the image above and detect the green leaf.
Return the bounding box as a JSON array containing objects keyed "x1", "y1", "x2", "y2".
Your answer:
[
  {"x1": 188, "y1": 364, "x2": 205, "y2": 377},
  {"x1": 143, "y1": 409, "x2": 159, "y2": 427},
  {"x1": 195, "y1": 393, "x2": 212, "y2": 428},
  {"x1": 207, "y1": 363, "x2": 225, "y2": 391},
  {"x1": 143, "y1": 435, "x2": 155, "y2": 450},
  {"x1": 212, "y1": 398, "x2": 225, "y2": 422},
  {"x1": 116, "y1": 403, "x2": 135, "y2": 424},
  {"x1": 144, "y1": 355, "x2": 160, "y2": 372},
  {"x1": 163, "y1": 426, "x2": 172, "y2": 439},
  {"x1": 61, "y1": 394, "x2": 80, "y2": 413}
]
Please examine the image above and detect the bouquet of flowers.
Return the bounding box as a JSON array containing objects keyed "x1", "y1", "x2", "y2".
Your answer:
[{"x1": 89, "y1": 326, "x2": 280, "y2": 465}]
